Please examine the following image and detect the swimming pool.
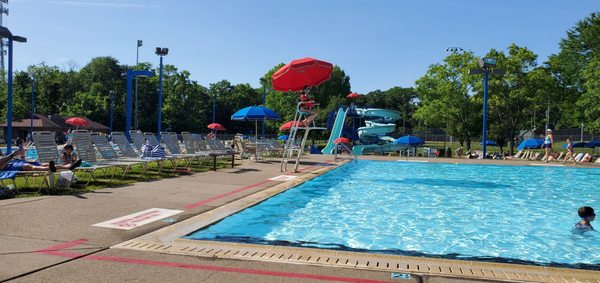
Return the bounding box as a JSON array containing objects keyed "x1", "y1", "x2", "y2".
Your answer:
[{"x1": 186, "y1": 160, "x2": 599, "y2": 269}]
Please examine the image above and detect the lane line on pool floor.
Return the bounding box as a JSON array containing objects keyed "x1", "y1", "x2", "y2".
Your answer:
[{"x1": 33, "y1": 239, "x2": 391, "y2": 283}]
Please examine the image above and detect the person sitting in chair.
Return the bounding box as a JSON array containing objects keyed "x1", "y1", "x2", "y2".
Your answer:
[
  {"x1": 0, "y1": 148, "x2": 81, "y2": 173},
  {"x1": 299, "y1": 86, "x2": 317, "y2": 126}
]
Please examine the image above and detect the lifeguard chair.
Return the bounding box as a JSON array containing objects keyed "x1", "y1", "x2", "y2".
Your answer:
[{"x1": 280, "y1": 99, "x2": 325, "y2": 172}]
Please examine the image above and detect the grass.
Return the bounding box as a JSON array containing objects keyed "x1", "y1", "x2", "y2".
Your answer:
[{"x1": 6, "y1": 157, "x2": 237, "y2": 198}]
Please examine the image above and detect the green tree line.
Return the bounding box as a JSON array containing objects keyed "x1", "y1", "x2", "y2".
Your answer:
[{"x1": 1, "y1": 12, "x2": 598, "y2": 151}]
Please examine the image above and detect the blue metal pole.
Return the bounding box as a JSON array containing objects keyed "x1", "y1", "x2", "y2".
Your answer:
[
  {"x1": 109, "y1": 92, "x2": 114, "y2": 133},
  {"x1": 261, "y1": 84, "x2": 266, "y2": 139},
  {"x1": 157, "y1": 55, "x2": 163, "y2": 142},
  {"x1": 125, "y1": 70, "x2": 133, "y2": 141},
  {"x1": 30, "y1": 77, "x2": 35, "y2": 141},
  {"x1": 6, "y1": 38, "x2": 13, "y2": 154},
  {"x1": 482, "y1": 69, "x2": 489, "y2": 158}
]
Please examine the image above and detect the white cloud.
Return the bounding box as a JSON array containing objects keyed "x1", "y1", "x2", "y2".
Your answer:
[{"x1": 12, "y1": 0, "x2": 159, "y2": 8}]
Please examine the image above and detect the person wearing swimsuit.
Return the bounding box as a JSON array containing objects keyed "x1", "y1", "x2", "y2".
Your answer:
[
  {"x1": 542, "y1": 129, "x2": 554, "y2": 162},
  {"x1": 574, "y1": 206, "x2": 595, "y2": 234},
  {"x1": 564, "y1": 138, "x2": 576, "y2": 165}
]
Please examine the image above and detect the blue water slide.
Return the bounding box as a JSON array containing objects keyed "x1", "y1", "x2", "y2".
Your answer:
[{"x1": 321, "y1": 108, "x2": 348, "y2": 154}]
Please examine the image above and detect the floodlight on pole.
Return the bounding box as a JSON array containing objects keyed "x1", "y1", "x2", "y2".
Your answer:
[
  {"x1": 134, "y1": 39, "x2": 143, "y2": 130},
  {"x1": 0, "y1": 26, "x2": 26, "y2": 154},
  {"x1": 155, "y1": 47, "x2": 168, "y2": 142},
  {"x1": 469, "y1": 57, "x2": 504, "y2": 158},
  {"x1": 445, "y1": 47, "x2": 463, "y2": 53}
]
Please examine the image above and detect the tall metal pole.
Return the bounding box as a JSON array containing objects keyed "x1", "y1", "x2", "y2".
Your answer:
[
  {"x1": 545, "y1": 99, "x2": 550, "y2": 131},
  {"x1": 126, "y1": 70, "x2": 133, "y2": 140},
  {"x1": 261, "y1": 84, "x2": 266, "y2": 139},
  {"x1": 135, "y1": 40, "x2": 141, "y2": 130},
  {"x1": 157, "y1": 55, "x2": 164, "y2": 142},
  {"x1": 30, "y1": 77, "x2": 35, "y2": 141},
  {"x1": 6, "y1": 37, "x2": 13, "y2": 154},
  {"x1": 109, "y1": 91, "x2": 114, "y2": 133},
  {"x1": 482, "y1": 69, "x2": 489, "y2": 158}
]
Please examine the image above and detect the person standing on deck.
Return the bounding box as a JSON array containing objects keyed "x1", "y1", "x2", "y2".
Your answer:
[{"x1": 542, "y1": 129, "x2": 554, "y2": 162}]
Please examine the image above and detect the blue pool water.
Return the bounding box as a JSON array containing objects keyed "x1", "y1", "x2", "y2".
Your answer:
[
  {"x1": 186, "y1": 160, "x2": 599, "y2": 269},
  {"x1": 1, "y1": 148, "x2": 38, "y2": 161}
]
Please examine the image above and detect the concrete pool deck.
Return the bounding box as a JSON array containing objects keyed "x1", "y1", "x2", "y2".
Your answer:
[{"x1": 1, "y1": 155, "x2": 598, "y2": 282}]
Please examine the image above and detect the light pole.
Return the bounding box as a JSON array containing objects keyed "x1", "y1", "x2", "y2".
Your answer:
[
  {"x1": 29, "y1": 76, "x2": 35, "y2": 141},
  {"x1": 155, "y1": 47, "x2": 168, "y2": 142},
  {"x1": 470, "y1": 57, "x2": 504, "y2": 158},
  {"x1": 109, "y1": 90, "x2": 114, "y2": 133},
  {"x1": 125, "y1": 69, "x2": 152, "y2": 141},
  {"x1": 212, "y1": 89, "x2": 216, "y2": 124},
  {"x1": 260, "y1": 78, "x2": 267, "y2": 139},
  {"x1": 135, "y1": 39, "x2": 142, "y2": 130},
  {"x1": 444, "y1": 47, "x2": 464, "y2": 148},
  {"x1": 0, "y1": 26, "x2": 26, "y2": 154}
]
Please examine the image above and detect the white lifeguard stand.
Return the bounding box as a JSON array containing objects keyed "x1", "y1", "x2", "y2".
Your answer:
[{"x1": 281, "y1": 100, "x2": 325, "y2": 172}]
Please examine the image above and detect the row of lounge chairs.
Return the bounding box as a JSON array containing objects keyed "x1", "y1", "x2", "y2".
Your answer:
[
  {"x1": 509, "y1": 150, "x2": 600, "y2": 163},
  {"x1": 1, "y1": 130, "x2": 239, "y2": 193}
]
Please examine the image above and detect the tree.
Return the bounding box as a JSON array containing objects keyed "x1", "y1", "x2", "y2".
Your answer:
[
  {"x1": 548, "y1": 12, "x2": 600, "y2": 132},
  {"x1": 414, "y1": 51, "x2": 481, "y2": 149}
]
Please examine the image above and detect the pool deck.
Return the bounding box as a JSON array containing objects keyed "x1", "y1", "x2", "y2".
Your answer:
[{"x1": 1, "y1": 155, "x2": 598, "y2": 283}]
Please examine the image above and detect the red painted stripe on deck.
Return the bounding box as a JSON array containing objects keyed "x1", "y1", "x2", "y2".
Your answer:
[
  {"x1": 184, "y1": 179, "x2": 273, "y2": 209},
  {"x1": 37, "y1": 241, "x2": 391, "y2": 283},
  {"x1": 34, "y1": 239, "x2": 89, "y2": 253}
]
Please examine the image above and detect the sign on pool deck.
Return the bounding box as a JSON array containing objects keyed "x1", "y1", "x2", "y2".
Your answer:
[
  {"x1": 268, "y1": 175, "x2": 297, "y2": 182},
  {"x1": 93, "y1": 208, "x2": 183, "y2": 230}
]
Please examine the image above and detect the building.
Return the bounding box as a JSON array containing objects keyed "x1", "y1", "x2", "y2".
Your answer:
[{"x1": 1, "y1": 114, "x2": 109, "y2": 144}]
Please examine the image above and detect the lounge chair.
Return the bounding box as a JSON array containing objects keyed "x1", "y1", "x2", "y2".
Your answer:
[
  {"x1": 0, "y1": 131, "x2": 56, "y2": 191},
  {"x1": 90, "y1": 133, "x2": 148, "y2": 178},
  {"x1": 197, "y1": 135, "x2": 236, "y2": 171},
  {"x1": 142, "y1": 132, "x2": 187, "y2": 170},
  {"x1": 160, "y1": 132, "x2": 206, "y2": 167},
  {"x1": 72, "y1": 130, "x2": 131, "y2": 185},
  {"x1": 111, "y1": 132, "x2": 164, "y2": 173},
  {"x1": 233, "y1": 134, "x2": 255, "y2": 160},
  {"x1": 129, "y1": 131, "x2": 146, "y2": 153}
]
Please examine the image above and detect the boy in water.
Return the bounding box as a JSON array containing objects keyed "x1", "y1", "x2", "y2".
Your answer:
[{"x1": 574, "y1": 206, "x2": 595, "y2": 233}]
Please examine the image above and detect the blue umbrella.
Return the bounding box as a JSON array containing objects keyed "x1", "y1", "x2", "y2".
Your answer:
[
  {"x1": 278, "y1": 135, "x2": 288, "y2": 140},
  {"x1": 480, "y1": 140, "x2": 497, "y2": 146},
  {"x1": 393, "y1": 135, "x2": 424, "y2": 146},
  {"x1": 231, "y1": 106, "x2": 280, "y2": 153},
  {"x1": 585, "y1": 140, "x2": 600, "y2": 148},
  {"x1": 562, "y1": 142, "x2": 587, "y2": 149},
  {"x1": 231, "y1": 106, "x2": 280, "y2": 121},
  {"x1": 517, "y1": 139, "x2": 544, "y2": 151}
]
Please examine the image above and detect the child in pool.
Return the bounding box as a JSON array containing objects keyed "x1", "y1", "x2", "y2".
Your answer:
[{"x1": 574, "y1": 206, "x2": 595, "y2": 233}]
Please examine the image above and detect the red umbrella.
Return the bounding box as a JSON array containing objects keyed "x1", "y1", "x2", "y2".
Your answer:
[
  {"x1": 65, "y1": 117, "x2": 89, "y2": 127},
  {"x1": 279, "y1": 121, "x2": 305, "y2": 131},
  {"x1": 334, "y1": 137, "x2": 351, "y2": 144},
  {"x1": 207, "y1": 123, "x2": 226, "y2": 131},
  {"x1": 347, "y1": 92, "x2": 362, "y2": 99},
  {"x1": 271, "y1": 57, "x2": 334, "y2": 92}
]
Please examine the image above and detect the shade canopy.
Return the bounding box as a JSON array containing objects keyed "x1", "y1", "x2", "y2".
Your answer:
[
  {"x1": 517, "y1": 139, "x2": 544, "y2": 151},
  {"x1": 278, "y1": 135, "x2": 289, "y2": 140},
  {"x1": 271, "y1": 57, "x2": 334, "y2": 92},
  {"x1": 207, "y1": 123, "x2": 226, "y2": 131},
  {"x1": 231, "y1": 106, "x2": 280, "y2": 121},
  {"x1": 65, "y1": 117, "x2": 89, "y2": 127},
  {"x1": 347, "y1": 92, "x2": 361, "y2": 99},
  {"x1": 480, "y1": 140, "x2": 497, "y2": 146},
  {"x1": 585, "y1": 140, "x2": 600, "y2": 148},
  {"x1": 393, "y1": 135, "x2": 424, "y2": 146},
  {"x1": 279, "y1": 120, "x2": 305, "y2": 131},
  {"x1": 334, "y1": 137, "x2": 351, "y2": 144}
]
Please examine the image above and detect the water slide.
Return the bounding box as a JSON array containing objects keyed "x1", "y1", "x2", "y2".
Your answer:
[
  {"x1": 321, "y1": 108, "x2": 348, "y2": 154},
  {"x1": 355, "y1": 108, "x2": 401, "y2": 141},
  {"x1": 352, "y1": 108, "x2": 405, "y2": 155}
]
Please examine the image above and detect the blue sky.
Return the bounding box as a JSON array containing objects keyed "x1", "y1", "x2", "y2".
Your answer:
[{"x1": 6, "y1": 0, "x2": 599, "y2": 93}]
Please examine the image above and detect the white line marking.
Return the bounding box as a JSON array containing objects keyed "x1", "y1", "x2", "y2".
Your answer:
[
  {"x1": 268, "y1": 175, "x2": 298, "y2": 182},
  {"x1": 92, "y1": 208, "x2": 183, "y2": 230}
]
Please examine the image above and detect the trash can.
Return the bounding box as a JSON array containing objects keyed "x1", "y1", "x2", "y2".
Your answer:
[
  {"x1": 437, "y1": 148, "x2": 445, "y2": 158},
  {"x1": 445, "y1": 147, "x2": 451, "y2": 158}
]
